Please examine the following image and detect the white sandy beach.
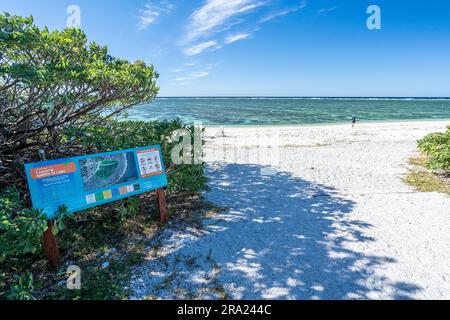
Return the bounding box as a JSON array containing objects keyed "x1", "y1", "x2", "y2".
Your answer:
[{"x1": 131, "y1": 120, "x2": 450, "y2": 300}]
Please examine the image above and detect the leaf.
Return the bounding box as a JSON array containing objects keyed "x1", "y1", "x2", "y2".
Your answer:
[{"x1": 51, "y1": 223, "x2": 59, "y2": 236}]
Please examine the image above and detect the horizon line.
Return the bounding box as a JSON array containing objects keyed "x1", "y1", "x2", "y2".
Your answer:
[{"x1": 156, "y1": 96, "x2": 450, "y2": 99}]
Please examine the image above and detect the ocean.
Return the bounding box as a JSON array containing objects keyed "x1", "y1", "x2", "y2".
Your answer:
[{"x1": 129, "y1": 97, "x2": 450, "y2": 126}]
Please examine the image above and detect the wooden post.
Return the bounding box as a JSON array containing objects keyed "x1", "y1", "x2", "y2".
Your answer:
[
  {"x1": 156, "y1": 188, "x2": 169, "y2": 223},
  {"x1": 42, "y1": 220, "x2": 61, "y2": 268},
  {"x1": 37, "y1": 149, "x2": 60, "y2": 267}
]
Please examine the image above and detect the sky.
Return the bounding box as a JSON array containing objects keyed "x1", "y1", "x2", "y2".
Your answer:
[{"x1": 1, "y1": 0, "x2": 450, "y2": 97}]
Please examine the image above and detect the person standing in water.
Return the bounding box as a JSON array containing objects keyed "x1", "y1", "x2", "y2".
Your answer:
[{"x1": 351, "y1": 115, "x2": 357, "y2": 127}]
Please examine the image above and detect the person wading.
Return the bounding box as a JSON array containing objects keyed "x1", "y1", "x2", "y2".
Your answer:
[{"x1": 351, "y1": 115, "x2": 357, "y2": 127}]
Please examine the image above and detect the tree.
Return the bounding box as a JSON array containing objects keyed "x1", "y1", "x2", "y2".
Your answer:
[{"x1": 0, "y1": 13, "x2": 159, "y2": 174}]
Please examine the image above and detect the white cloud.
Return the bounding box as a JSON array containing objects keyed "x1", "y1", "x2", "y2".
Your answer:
[
  {"x1": 183, "y1": 40, "x2": 218, "y2": 56},
  {"x1": 317, "y1": 6, "x2": 338, "y2": 15},
  {"x1": 224, "y1": 33, "x2": 252, "y2": 44},
  {"x1": 171, "y1": 68, "x2": 183, "y2": 73},
  {"x1": 260, "y1": 0, "x2": 306, "y2": 23},
  {"x1": 185, "y1": 0, "x2": 266, "y2": 43},
  {"x1": 138, "y1": 1, "x2": 174, "y2": 30},
  {"x1": 172, "y1": 71, "x2": 210, "y2": 85},
  {"x1": 180, "y1": 0, "x2": 307, "y2": 56}
]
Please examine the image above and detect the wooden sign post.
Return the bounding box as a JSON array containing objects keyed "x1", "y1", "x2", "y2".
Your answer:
[
  {"x1": 38, "y1": 150, "x2": 61, "y2": 269},
  {"x1": 156, "y1": 187, "x2": 169, "y2": 223},
  {"x1": 42, "y1": 191, "x2": 169, "y2": 268},
  {"x1": 42, "y1": 220, "x2": 61, "y2": 268}
]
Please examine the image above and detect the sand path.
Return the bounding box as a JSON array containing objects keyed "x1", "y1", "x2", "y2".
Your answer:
[{"x1": 131, "y1": 121, "x2": 450, "y2": 300}]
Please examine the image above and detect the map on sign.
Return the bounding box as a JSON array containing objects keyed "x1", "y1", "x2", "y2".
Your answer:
[
  {"x1": 80, "y1": 152, "x2": 138, "y2": 192},
  {"x1": 25, "y1": 146, "x2": 167, "y2": 219}
]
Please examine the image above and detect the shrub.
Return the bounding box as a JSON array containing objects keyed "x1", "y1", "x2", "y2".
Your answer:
[
  {"x1": 0, "y1": 13, "x2": 208, "y2": 301},
  {"x1": 0, "y1": 13, "x2": 159, "y2": 174},
  {"x1": 115, "y1": 197, "x2": 141, "y2": 221},
  {"x1": 62, "y1": 118, "x2": 207, "y2": 194},
  {"x1": 418, "y1": 126, "x2": 450, "y2": 171},
  {"x1": 0, "y1": 187, "x2": 48, "y2": 262},
  {"x1": 7, "y1": 272, "x2": 35, "y2": 300}
]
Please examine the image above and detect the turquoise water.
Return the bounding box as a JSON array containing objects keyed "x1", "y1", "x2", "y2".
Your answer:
[{"x1": 129, "y1": 98, "x2": 450, "y2": 126}]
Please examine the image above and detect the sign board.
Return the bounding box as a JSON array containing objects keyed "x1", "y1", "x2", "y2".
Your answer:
[{"x1": 25, "y1": 145, "x2": 167, "y2": 219}]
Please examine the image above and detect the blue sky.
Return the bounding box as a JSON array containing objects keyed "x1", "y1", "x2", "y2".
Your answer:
[{"x1": 1, "y1": 0, "x2": 450, "y2": 97}]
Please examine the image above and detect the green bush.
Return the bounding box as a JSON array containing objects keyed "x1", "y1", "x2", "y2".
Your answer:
[
  {"x1": 1, "y1": 118, "x2": 207, "y2": 264},
  {"x1": 418, "y1": 126, "x2": 450, "y2": 171},
  {"x1": 0, "y1": 13, "x2": 208, "y2": 300},
  {"x1": 115, "y1": 197, "x2": 141, "y2": 221},
  {"x1": 6, "y1": 272, "x2": 35, "y2": 300},
  {"x1": 62, "y1": 118, "x2": 207, "y2": 194},
  {"x1": 0, "y1": 187, "x2": 48, "y2": 262},
  {"x1": 0, "y1": 13, "x2": 159, "y2": 165}
]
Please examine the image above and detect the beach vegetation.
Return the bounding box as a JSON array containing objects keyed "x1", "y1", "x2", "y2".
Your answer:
[
  {"x1": 0, "y1": 13, "x2": 159, "y2": 175},
  {"x1": 417, "y1": 126, "x2": 450, "y2": 171},
  {"x1": 0, "y1": 186, "x2": 48, "y2": 263},
  {"x1": 0, "y1": 13, "x2": 210, "y2": 300},
  {"x1": 405, "y1": 170, "x2": 449, "y2": 195},
  {"x1": 405, "y1": 126, "x2": 450, "y2": 196},
  {"x1": 6, "y1": 272, "x2": 35, "y2": 300},
  {"x1": 62, "y1": 119, "x2": 207, "y2": 194}
]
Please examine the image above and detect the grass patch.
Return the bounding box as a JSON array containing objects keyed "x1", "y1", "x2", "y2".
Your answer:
[
  {"x1": 405, "y1": 155, "x2": 450, "y2": 196},
  {"x1": 408, "y1": 155, "x2": 429, "y2": 167},
  {"x1": 405, "y1": 171, "x2": 449, "y2": 195}
]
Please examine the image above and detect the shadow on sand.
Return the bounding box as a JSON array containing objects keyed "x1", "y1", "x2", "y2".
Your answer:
[{"x1": 132, "y1": 163, "x2": 421, "y2": 300}]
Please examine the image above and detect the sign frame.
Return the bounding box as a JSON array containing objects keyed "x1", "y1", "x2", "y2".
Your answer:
[
  {"x1": 24, "y1": 145, "x2": 169, "y2": 268},
  {"x1": 25, "y1": 145, "x2": 167, "y2": 219}
]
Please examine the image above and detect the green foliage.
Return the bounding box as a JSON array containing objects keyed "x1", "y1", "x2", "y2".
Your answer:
[
  {"x1": 418, "y1": 126, "x2": 450, "y2": 171},
  {"x1": 115, "y1": 197, "x2": 141, "y2": 221},
  {"x1": 51, "y1": 205, "x2": 69, "y2": 236},
  {"x1": 404, "y1": 170, "x2": 449, "y2": 195},
  {"x1": 0, "y1": 187, "x2": 48, "y2": 262},
  {"x1": 0, "y1": 13, "x2": 159, "y2": 164},
  {"x1": 50, "y1": 255, "x2": 144, "y2": 300},
  {"x1": 0, "y1": 14, "x2": 209, "y2": 301},
  {"x1": 168, "y1": 164, "x2": 207, "y2": 194},
  {"x1": 47, "y1": 206, "x2": 151, "y2": 300},
  {"x1": 7, "y1": 272, "x2": 35, "y2": 300},
  {"x1": 63, "y1": 119, "x2": 207, "y2": 194}
]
